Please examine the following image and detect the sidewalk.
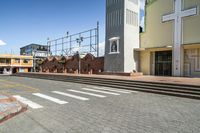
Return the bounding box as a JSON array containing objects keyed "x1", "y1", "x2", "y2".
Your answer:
[
  {"x1": 0, "y1": 94, "x2": 27, "y2": 124},
  {"x1": 30, "y1": 72, "x2": 200, "y2": 86}
]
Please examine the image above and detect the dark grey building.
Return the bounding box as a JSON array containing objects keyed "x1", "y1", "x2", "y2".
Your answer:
[
  {"x1": 20, "y1": 44, "x2": 50, "y2": 58},
  {"x1": 104, "y1": 0, "x2": 140, "y2": 73},
  {"x1": 20, "y1": 44, "x2": 50, "y2": 72}
]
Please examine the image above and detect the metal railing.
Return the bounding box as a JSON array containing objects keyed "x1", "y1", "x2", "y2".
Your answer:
[{"x1": 47, "y1": 22, "x2": 100, "y2": 57}]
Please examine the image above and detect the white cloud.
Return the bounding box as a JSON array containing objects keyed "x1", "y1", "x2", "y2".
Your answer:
[
  {"x1": 71, "y1": 47, "x2": 80, "y2": 53},
  {"x1": 140, "y1": 0, "x2": 145, "y2": 11},
  {"x1": 0, "y1": 40, "x2": 6, "y2": 46},
  {"x1": 98, "y1": 41, "x2": 105, "y2": 57}
]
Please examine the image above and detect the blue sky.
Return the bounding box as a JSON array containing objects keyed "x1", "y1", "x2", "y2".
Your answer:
[{"x1": 0, "y1": 0, "x2": 145, "y2": 55}]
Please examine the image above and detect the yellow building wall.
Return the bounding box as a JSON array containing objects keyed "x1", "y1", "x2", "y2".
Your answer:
[
  {"x1": 24, "y1": 68, "x2": 29, "y2": 73},
  {"x1": 140, "y1": 0, "x2": 174, "y2": 48},
  {"x1": 141, "y1": 0, "x2": 200, "y2": 48},
  {"x1": 184, "y1": 46, "x2": 200, "y2": 77},
  {"x1": 11, "y1": 58, "x2": 33, "y2": 67},
  {"x1": 20, "y1": 59, "x2": 33, "y2": 67},
  {"x1": 183, "y1": 0, "x2": 200, "y2": 44},
  {"x1": 0, "y1": 54, "x2": 33, "y2": 67},
  {"x1": 140, "y1": 0, "x2": 200, "y2": 76},
  {"x1": 11, "y1": 59, "x2": 20, "y2": 66},
  {"x1": 140, "y1": 51, "x2": 151, "y2": 75}
]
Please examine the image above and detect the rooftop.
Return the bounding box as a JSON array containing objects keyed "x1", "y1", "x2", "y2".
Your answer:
[{"x1": 0, "y1": 54, "x2": 33, "y2": 59}]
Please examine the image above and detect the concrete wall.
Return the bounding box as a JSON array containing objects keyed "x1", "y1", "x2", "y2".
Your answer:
[
  {"x1": 183, "y1": 0, "x2": 200, "y2": 44},
  {"x1": 104, "y1": 0, "x2": 125, "y2": 72},
  {"x1": 104, "y1": 0, "x2": 139, "y2": 73},
  {"x1": 184, "y1": 44, "x2": 200, "y2": 77},
  {"x1": 141, "y1": 0, "x2": 200, "y2": 47},
  {"x1": 0, "y1": 54, "x2": 33, "y2": 67},
  {"x1": 141, "y1": 0, "x2": 174, "y2": 48},
  {"x1": 140, "y1": 0, "x2": 200, "y2": 76},
  {"x1": 124, "y1": 0, "x2": 140, "y2": 72},
  {"x1": 139, "y1": 51, "x2": 151, "y2": 75}
]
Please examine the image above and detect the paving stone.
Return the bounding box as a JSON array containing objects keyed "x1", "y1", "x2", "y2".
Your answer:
[{"x1": 0, "y1": 76, "x2": 200, "y2": 133}]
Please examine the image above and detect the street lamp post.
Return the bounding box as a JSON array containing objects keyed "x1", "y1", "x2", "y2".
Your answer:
[
  {"x1": 76, "y1": 37, "x2": 83, "y2": 74},
  {"x1": 62, "y1": 31, "x2": 69, "y2": 56},
  {"x1": 47, "y1": 37, "x2": 50, "y2": 57}
]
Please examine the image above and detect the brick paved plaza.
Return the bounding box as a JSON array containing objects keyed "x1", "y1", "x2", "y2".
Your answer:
[{"x1": 0, "y1": 76, "x2": 200, "y2": 133}]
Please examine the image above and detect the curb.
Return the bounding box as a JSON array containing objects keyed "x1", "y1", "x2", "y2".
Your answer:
[
  {"x1": 0, "y1": 95, "x2": 28, "y2": 124},
  {"x1": 14, "y1": 73, "x2": 200, "y2": 100}
]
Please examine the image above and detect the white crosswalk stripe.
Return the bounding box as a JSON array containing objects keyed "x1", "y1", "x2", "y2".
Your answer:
[
  {"x1": 68, "y1": 90, "x2": 106, "y2": 98},
  {"x1": 13, "y1": 95, "x2": 43, "y2": 109},
  {"x1": 52, "y1": 91, "x2": 89, "y2": 101},
  {"x1": 81, "y1": 88, "x2": 120, "y2": 95},
  {"x1": 32, "y1": 93, "x2": 68, "y2": 104},
  {"x1": 91, "y1": 86, "x2": 132, "y2": 94},
  {"x1": 12, "y1": 86, "x2": 134, "y2": 109}
]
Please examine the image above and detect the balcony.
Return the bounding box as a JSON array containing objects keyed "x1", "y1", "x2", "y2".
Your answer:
[
  {"x1": 0, "y1": 58, "x2": 11, "y2": 66},
  {"x1": 0, "y1": 63, "x2": 11, "y2": 66},
  {"x1": 0, "y1": 56, "x2": 33, "y2": 67}
]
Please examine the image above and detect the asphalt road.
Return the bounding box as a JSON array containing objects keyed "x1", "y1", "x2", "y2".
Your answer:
[{"x1": 0, "y1": 76, "x2": 200, "y2": 133}]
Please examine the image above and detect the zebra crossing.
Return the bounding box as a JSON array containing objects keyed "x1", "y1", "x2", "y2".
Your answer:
[
  {"x1": 91, "y1": 86, "x2": 134, "y2": 94},
  {"x1": 52, "y1": 91, "x2": 89, "y2": 101},
  {"x1": 32, "y1": 93, "x2": 68, "y2": 104},
  {"x1": 13, "y1": 86, "x2": 137, "y2": 110},
  {"x1": 68, "y1": 90, "x2": 106, "y2": 98},
  {"x1": 82, "y1": 88, "x2": 120, "y2": 95},
  {"x1": 13, "y1": 95, "x2": 43, "y2": 109}
]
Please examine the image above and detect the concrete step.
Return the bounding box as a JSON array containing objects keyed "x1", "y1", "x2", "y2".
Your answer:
[
  {"x1": 68, "y1": 77, "x2": 200, "y2": 91},
  {"x1": 43, "y1": 75, "x2": 200, "y2": 94},
  {"x1": 14, "y1": 73, "x2": 200, "y2": 100},
  {"x1": 16, "y1": 73, "x2": 200, "y2": 90},
  {"x1": 75, "y1": 77, "x2": 200, "y2": 90},
  {"x1": 63, "y1": 79, "x2": 200, "y2": 95},
  {"x1": 60, "y1": 79, "x2": 200, "y2": 100}
]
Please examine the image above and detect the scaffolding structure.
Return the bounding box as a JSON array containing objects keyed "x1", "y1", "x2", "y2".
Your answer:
[{"x1": 47, "y1": 22, "x2": 100, "y2": 57}]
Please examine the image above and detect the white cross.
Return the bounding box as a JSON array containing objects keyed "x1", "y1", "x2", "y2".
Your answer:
[{"x1": 162, "y1": 0, "x2": 198, "y2": 76}]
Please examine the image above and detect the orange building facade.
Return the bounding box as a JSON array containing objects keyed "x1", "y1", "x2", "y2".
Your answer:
[{"x1": 0, "y1": 54, "x2": 33, "y2": 74}]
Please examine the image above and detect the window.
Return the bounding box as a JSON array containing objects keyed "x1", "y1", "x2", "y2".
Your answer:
[
  {"x1": 109, "y1": 37, "x2": 120, "y2": 54},
  {"x1": 15, "y1": 59, "x2": 20, "y2": 63},
  {"x1": 37, "y1": 46, "x2": 40, "y2": 50},
  {"x1": 128, "y1": 0, "x2": 138, "y2": 5},
  {"x1": 6, "y1": 59, "x2": 10, "y2": 64},
  {"x1": 126, "y1": 9, "x2": 138, "y2": 26},
  {"x1": 0, "y1": 58, "x2": 5, "y2": 63},
  {"x1": 107, "y1": 9, "x2": 123, "y2": 28},
  {"x1": 23, "y1": 59, "x2": 30, "y2": 64},
  {"x1": 107, "y1": 0, "x2": 120, "y2": 7},
  {"x1": 111, "y1": 41, "x2": 117, "y2": 52}
]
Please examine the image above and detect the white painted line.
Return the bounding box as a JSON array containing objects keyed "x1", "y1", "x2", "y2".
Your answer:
[
  {"x1": 81, "y1": 88, "x2": 120, "y2": 95},
  {"x1": 32, "y1": 93, "x2": 68, "y2": 104},
  {"x1": 13, "y1": 95, "x2": 43, "y2": 109},
  {"x1": 92, "y1": 86, "x2": 132, "y2": 94},
  {"x1": 52, "y1": 91, "x2": 89, "y2": 101},
  {"x1": 68, "y1": 90, "x2": 106, "y2": 98},
  {"x1": 101, "y1": 87, "x2": 138, "y2": 93}
]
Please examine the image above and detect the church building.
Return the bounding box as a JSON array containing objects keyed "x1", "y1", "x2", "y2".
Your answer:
[
  {"x1": 137, "y1": 0, "x2": 200, "y2": 77},
  {"x1": 104, "y1": 0, "x2": 140, "y2": 73},
  {"x1": 104, "y1": 0, "x2": 200, "y2": 77}
]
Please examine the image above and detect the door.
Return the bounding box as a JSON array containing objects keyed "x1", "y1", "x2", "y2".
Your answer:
[{"x1": 155, "y1": 51, "x2": 172, "y2": 76}]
